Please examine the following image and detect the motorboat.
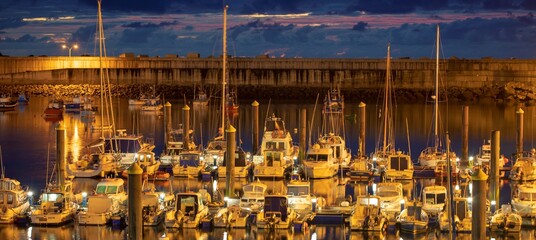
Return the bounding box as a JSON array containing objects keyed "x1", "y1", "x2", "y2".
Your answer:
[
  {"x1": 303, "y1": 144, "x2": 337, "y2": 179},
  {"x1": 349, "y1": 196, "x2": 388, "y2": 233},
  {"x1": 217, "y1": 148, "x2": 252, "y2": 178},
  {"x1": 140, "y1": 183, "x2": 174, "y2": 226},
  {"x1": 439, "y1": 196, "x2": 472, "y2": 232},
  {"x1": 213, "y1": 204, "x2": 250, "y2": 228},
  {"x1": 0, "y1": 95, "x2": 17, "y2": 110},
  {"x1": 511, "y1": 183, "x2": 536, "y2": 217},
  {"x1": 77, "y1": 178, "x2": 127, "y2": 225},
  {"x1": 256, "y1": 195, "x2": 296, "y2": 229},
  {"x1": 17, "y1": 93, "x2": 29, "y2": 105},
  {"x1": 172, "y1": 150, "x2": 205, "y2": 178},
  {"x1": 286, "y1": 176, "x2": 313, "y2": 213},
  {"x1": 489, "y1": 204, "x2": 522, "y2": 233},
  {"x1": 165, "y1": 192, "x2": 208, "y2": 229},
  {"x1": 140, "y1": 97, "x2": 163, "y2": 111},
  {"x1": 376, "y1": 182, "x2": 405, "y2": 221},
  {"x1": 509, "y1": 152, "x2": 536, "y2": 181},
  {"x1": 476, "y1": 140, "x2": 507, "y2": 167},
  {"x1": 240, "y1": 180, "x2": 267, "y2": 213},
  {"x1": 252, "y1": 114, "x2": 298, "y2": 178},
  {"x1": 397, "y1": 201, "x2": 429, "y2": 234},
  {"x1": 384, "y1": 151, "x2": 414, "y2": 180},
  {"x1": 42, "y1": 99, "x2": 63, "y2": 119},
  {"x1": 422, "y1": 185, "x2": 447, "y2": 219},
  {"x1": 346, "y1": 156, "x2": 372, "y2": 181},
  {"x1": 29, "y1": 182, "x2": 78, "y2": 225}
]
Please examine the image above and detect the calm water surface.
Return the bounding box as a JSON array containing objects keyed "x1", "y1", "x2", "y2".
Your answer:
[{"x1": 0, "y1": 96, "x2": 535, "y2": 239}]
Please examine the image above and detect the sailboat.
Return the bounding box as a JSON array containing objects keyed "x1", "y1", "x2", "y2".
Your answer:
[
  {"x1": 418, "y1": 25, "x2": 458, "y2": 169},
  {"x1": 66, "y1": 0, "x2": 121, "y2": 178},
  {"x1": 371, "y1": 43, "x2": 413, "y2": 180},
  {"x1": 0, "y1": 146, "x2": 31, "y2": 224}
]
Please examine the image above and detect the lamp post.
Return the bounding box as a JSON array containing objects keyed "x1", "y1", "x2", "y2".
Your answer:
[{"x1": 62, "y1": 44, "x2": 78, "y2": 57}]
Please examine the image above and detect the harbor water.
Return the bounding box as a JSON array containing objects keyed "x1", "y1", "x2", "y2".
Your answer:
[{"x1": 0, "y1": 96, "x2": 534, "y2": 239}]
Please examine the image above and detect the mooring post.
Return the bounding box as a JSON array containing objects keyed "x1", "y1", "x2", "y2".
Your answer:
[
  {"x1": 225, "y1": 125, "x2": 237, "y2": 203},
  {"x1": 164, "y1": 102, "x2": 172, "y2": 152},
  {"x1": 300, "y1": 108, "x2": 307, "y2": 162},
  {"x1": 128, "y1": 163, "x2": 143, "y2": 240},
  {"x1": 183, "y1": 104, "x2": 190, "y2": 150},
  {"x1": 516, "y1": 108, "x2": 524, "y2": 156},
  {"x1": 490, "y1": 130, "x2": 500, "y2": 208},
  {"x1": 461, "y1": 105, "x2": 469, "y2": 168},
  {"x1": 359, "y1": 102, "x2": 366, "y2": 157},
  {"x1": 252, "y1": 101, "x2": 259, "y2": 155},
  {"x1": 472, "y1": 168, "x2": 488, "y2": 240},
  {"x1": 56, "y1": 122, "x2": 66, "y2": 186}
]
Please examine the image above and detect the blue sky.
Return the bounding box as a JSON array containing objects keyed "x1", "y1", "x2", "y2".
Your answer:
[{"x1": 0, "y1": 0, "x2": 534, "y2": 58}]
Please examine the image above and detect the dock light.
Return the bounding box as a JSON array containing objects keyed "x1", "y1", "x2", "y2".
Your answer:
[
  {"x1": 160, "y1": 193, "x2": 166, "y2": 200},
  {"x1": 455, "y1": 185, "x2": 460, "y2": 191},
  {"x1": 491, "y1": 200, "x2": 497, "y2": 213},
  {"x1": 224, "y1": 196, "x2": 229, "y2": 202},
  {"x1": 27, "y1": 191, "x2": 33, "y2": 197},
  {"x1": 311, "y1": 233, "x2": 317, "y2": 240},
  {"x1": 223, "y1": 231, "x2": 228, "y2": 240},
  {"x1": 82, "y1": 192, "x2": 88, "y2": 198},
  {"x1": 469, "y1": 183, "x2": 473, "y2": 195},
  {"x1": 456, "y1": 157, "x2": 460, "y2": 162},
  {"x1": 372, "y1": 183, "x2": 377, "y2": 194},
  {"x1": 246, "y1": 153, "x2": 251, "y2": 159},
  {"x1": 372, "y1": 157, "x2": 377, "y2": 162},
  {"x1": 469, "y1": 156, "x2": 474, "y2": 161},
  {"x1": 467, "y1": 197, "x2": 472, "y2": 204},
  {"x1": 200, "y1": 156, "x2": 204, "y2": 161},
  {"x1": 400, "y1": 199, "x2": 405, "y2": 211}
]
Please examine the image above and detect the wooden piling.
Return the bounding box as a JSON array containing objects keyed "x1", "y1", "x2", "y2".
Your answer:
[
  {"x1": 359, "y1": 102, "x2": 366, "y2": 156},
  {"x1": 128, "y1": 163, "x2": 143, "y2": 240},
  {"x1": 490, "y1": 130, "x2": 500, "y2": 206},
  {"x1": 252, "y1": 101, "x2": 259, "y2": 154},
  {"x1": 55, "y1": 122, "x2": 66, "y2": 187},
  {"x1": 164, "y1": 102, "x2": 172, "y2": 152},
  {"x1": 461, "y1": 105, "x2": 469, "y2": 167},
  {"x1": 183, "y1": 105, "x2": 190, "y2": 150},
  {"x1": 300, "y1": 108, "x2": 306, "y2": 161},
  {"x1": 471, "y1": 168, "x2": 488, "y2": 240},
  {"x1": 516, "y1": 108, "x2": 524, "y2": 155},
  {"x1": 225, "y1": 125, "x2": 236, "y2": 199}
]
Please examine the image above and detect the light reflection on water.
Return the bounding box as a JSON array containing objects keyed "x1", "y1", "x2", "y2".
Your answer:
[{"x1": 0, "y1": 96, "x2": 535, "y2": 239}]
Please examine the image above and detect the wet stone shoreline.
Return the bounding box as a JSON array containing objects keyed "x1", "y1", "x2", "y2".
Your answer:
[{"x1": 1, "y1": 83, "x2": 535, "y2": 104}]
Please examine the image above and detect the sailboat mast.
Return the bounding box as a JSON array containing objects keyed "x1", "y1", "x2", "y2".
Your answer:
[
  {"x1": 98, "y1": 0, "x2": 104, "y2": 138},
  {"x1": 434, "y1": 24, "x2": 440, "y2": 149},
  {"x1": 221, "y1": 5, "x2": 228, "y2": 140},
  {"x1": 383, "y1": 43, "x2": 391, "y2": 153}
]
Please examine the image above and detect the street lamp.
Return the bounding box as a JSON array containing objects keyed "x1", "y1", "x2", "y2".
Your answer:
[{"x1": 62, "y1": 44, "x2": 78, "y2": 57}]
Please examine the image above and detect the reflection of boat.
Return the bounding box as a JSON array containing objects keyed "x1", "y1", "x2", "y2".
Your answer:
[
  {"x1": 511, "y1": 183, "x2": 536, "y2": 217},
  {"x1": 490, "y1": 204, "x2": 522, "y2": 233},
  {"x1": 240, "y1": 180, "x2": 267, "y2": 213},
  {"x1": 141, "y1": 96, "x2": 163, "y2": 111},
  {"x1": 397, "y1": 201, "x2": 429, "y2": 234},
  {"x1": 165, "y1": 192, "x2": 208, "y2": 228},
  {"x1": 256, "y1": 195, "x2": 296, "y2": 229},
  {"x1": 303, "y1": 144, "x2": 337, "y2": 179},
  {"x1": 66, "y1": 140, "x2": 119, "y2": 178},
  {"x1": 140, "y1": 182, "x2": 174, "y2": 226},
  {"x1": 192, "y1": 88, "x2": 209, "y2": 107},
  {"x1": 77, "y1": 178, "x2": 127, "y2": 225},
  {"x1": 346, "y1": 156, "x2": 372, "y2": 181},
  {"x1": 0, "y1": 148, "x2": 31, "y2": 224},
  {"x1": 349, "y1": 196, "x2": 388, "y2": 233},
  {"x1": 286, "y1": 176, "x2": 313, "y2": 213}
]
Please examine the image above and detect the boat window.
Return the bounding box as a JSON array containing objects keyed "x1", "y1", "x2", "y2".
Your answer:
[
  {"x1": 425, "y1": 193, "x2": 436, "y2": 204},
  {"x1": 288, "y1": 186, "x2": 309, "y2": 196},
  {"x1": 106, "y1": 186, "x2": 118, "y2": 194},
  {"x1": 96, "y1": 186, "x2": 107, "y2": 194},
  {"x1": 278, "y1": 142, "x2": 284, "y2": 150},
  {"x1": 43, "y1": 193, "x2": 62, "y2": 202},
  {"x1": 436, "y1": 193, "x2": 446, "y2": 204},
  {"x1": 0, "y1": 193, "x2": 3, "y2": 204},
  {"x1": 7, "y1": 193, "x2": 13, "y2": 204}
]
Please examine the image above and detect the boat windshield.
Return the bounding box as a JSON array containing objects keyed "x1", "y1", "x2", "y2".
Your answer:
[
  {"x1": 377, "y1": 190, "x2": 399, "y2": 198},
  {"x1": 425, "y1": 193, "x2": 446, "y2": 204},
  {"x1": 288, "y1": 186, "x2": 309, "y2": 196},
  {"x1": 180, "y1": 154, "x2": 200, "y2": 167},
  {"x1": 519, "y1": 192, "x2": 536, "y2": 201},
  {"x1": 266, "y1": 141, "x2": 285, "y2": 151},
  {"x1": 306, "y1": 154, "x2": 329, "y2": 162},
  {"x1": 207, "y1": 141, "x2": 226, "y2": 151},
  {"x1": 105, "y1": 138, "x2": 141, "y2": 153},
  {"x1": 41, "y1": 193, "x2": 64, "y2": 202},
  {"x1": 96, "y1": 185, "x2": 119, "y2": 195}
]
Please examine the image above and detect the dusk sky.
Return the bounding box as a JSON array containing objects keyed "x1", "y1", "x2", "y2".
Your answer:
[{"x1": 0, "y1": 0, "x2": 535, "y2": 59}]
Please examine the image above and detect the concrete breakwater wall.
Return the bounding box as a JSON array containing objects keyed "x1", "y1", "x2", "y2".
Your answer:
[{"x1": 0, "y1": 57, "x2": 535, "y2": 102}]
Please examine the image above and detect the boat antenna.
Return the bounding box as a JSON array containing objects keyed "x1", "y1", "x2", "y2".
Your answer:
[
  {"x1": 0, "y1": 145, "x2": 4, "y2": 179},
  {"x1": 263, "y1": 99, "x2": 272, "y2": 133},
  {"x1": 308, "y1": 93, "x2": 320, "y2": 148},
  {"x1": 405, "y1": 118, "x2": 412, "y2": 158}
]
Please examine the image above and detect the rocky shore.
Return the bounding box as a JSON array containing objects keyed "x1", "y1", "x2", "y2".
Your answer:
[{"x1": 1, "y1": 83, "x2": 535, "y2": 105}]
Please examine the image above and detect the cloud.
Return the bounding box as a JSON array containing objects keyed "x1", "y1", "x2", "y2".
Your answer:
[
  {"x1": 352, "y1": 22, "x2": 369, "y2": 31},
  {"x1": 0, "y1": 18, "x2": 27, "y2": 30},
  {"x1": 78, "y1": 0, "x2": 172, "y2": 14},
  {"x1": 122, "y1": 21, "x2": 179, "y2": 29}
]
